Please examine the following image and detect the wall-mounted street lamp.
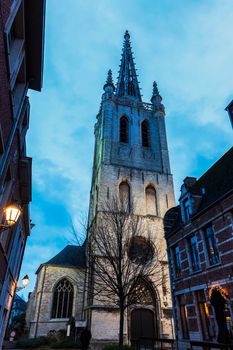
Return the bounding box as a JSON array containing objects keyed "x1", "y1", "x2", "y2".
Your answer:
[
  {"x1": 0, "y1": 204, "x2": 22, "y2": 230},
  {"x1": 16, "y1": 275, "x2": 30, "y2": 292}
]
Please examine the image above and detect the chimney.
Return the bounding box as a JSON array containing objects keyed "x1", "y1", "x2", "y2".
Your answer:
[
  {"x1": 225, "y1": 100, "x2": 233, "y2": 129},
  {"x1": 183, "y1": 176, "x2": 197, "y2": 189}
]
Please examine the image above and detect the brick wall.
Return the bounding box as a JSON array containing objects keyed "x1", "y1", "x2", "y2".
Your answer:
[{"x1": 166, "y1": 191, "x2": 233, "y2": 349}]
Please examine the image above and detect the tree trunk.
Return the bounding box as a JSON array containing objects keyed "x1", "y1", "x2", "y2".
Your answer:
[{"x1": 119, "y1": 305, "x2": 124, "y2": 350}]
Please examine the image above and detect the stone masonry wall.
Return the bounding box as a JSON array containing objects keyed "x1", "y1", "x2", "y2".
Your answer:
[{"x1": 28, "y1": 265, "x2": 85, "y2": 338}]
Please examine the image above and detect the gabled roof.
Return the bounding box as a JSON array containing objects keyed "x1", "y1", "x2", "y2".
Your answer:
[
  {"x1": 164, "y1": 147, "x2": 233, "y2": 236},
  {"x1": 191, "y1": 147, "x2": 233, "y2": 212},
  {"x1": 36, "y1": 245, "x2": 86, "y2": 274}
]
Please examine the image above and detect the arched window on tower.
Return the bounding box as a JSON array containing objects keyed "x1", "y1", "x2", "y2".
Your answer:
[
  {"x1": 51, "y1": 278, "x2": 74, "y2": 319},
  {"x1": 141, "y1": 120, "x2": 150, "y2": 147},
  {"x1": 119, "y1": 181, "x2": 130, "y2": 212},
  {"x1": 146, "y1": 185, "x2": 157, "y2": 216},
  {"x1": 120, "y1": 116, "x2": 129, "y2": 143}
]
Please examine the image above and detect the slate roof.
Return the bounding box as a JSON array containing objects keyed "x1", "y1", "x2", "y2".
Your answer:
[
  {"x1": 36, "y1": 245, "x2": 86, "y2": 273},
  {"x1": 164, "y1": 147, "x2": 233, "y2": 236},
  {"x1": 191, "y1": 147, "x2": 233, "y2": 212}
]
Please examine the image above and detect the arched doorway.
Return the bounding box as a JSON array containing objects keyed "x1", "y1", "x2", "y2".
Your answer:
[
  {"x1": 130, "y1": 280, "x2": 159, "y2": 349},
  {"x1": 131, "y1": 308, "x2": 155, "y2": 349}
]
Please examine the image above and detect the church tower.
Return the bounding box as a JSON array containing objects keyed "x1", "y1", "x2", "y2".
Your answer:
[{"x1": 86, "y1": 31, "x2": 175, "y2": 345}]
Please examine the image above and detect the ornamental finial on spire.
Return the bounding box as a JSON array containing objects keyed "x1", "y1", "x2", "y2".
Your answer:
[
  {"x1": 103, "y1": 69, "x2": 115, "y2": 93},
  {"x1": 106, "y1": 69, "x2": 113, "y2": 85},
  {"x1": 151, "y1": 81, "x2": 165, "y2": 113},
  {"x1": 124, "y1": 30, "x2": 130, "y2": 40},
  {"x1": 153, "y1": 81, "x2": 159, "y2": 96}
]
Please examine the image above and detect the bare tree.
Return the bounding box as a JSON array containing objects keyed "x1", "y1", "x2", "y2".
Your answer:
[
  {"x1": 86, "y1": 196, "x2": 167, "y2": 349},
  {"x1": 66, "y1": 213, "x2": 87, "y2": 246}
]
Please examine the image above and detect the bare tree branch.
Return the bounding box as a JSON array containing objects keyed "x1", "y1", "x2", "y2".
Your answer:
[{"x1": 86, "y1": 196, "x2": 167, "y2": 348}]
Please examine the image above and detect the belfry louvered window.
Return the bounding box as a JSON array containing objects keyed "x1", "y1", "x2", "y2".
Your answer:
[
  {"x1": 141, "y1": 120, "x2": 150, "y2": 147},
  {"x1": 51, "y1": 278, "x2": 73, "y2": 319},
  {"x1": 120, "y1": 117, "x2": 129, "y2": 143}
]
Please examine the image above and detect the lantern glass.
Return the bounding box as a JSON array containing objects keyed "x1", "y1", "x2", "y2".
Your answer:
[
  {"x1": 4, "y1": 205, "x2": 22, "y2": 225},
  {"x1": 22, "y1": 275, "x2": 29, "y2": 288}
]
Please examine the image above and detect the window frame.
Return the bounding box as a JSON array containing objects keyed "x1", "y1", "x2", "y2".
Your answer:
[
  {"x1": 188, "y1": 235, "x2": 200, "y2": 272},
  {"x1": 184, "y1": 198, "x2": 191, "y2": 222},
  {"x1": 51, "y1": 278, "x2": 74, "y2": 319},
  {"x1": 196, "y1": 290, "x2": 212, "y2": 340},
  {"x1": 204, "y1": 226, "x2": 219, "y2": 266},
  {"x1": 173, "y1": 245, "x2": 182, "y2": 278}
]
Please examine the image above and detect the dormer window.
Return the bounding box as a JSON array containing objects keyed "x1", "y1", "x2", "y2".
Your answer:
[{"x1": 184, "y1": 199, "x2": 191, "y2": 222}]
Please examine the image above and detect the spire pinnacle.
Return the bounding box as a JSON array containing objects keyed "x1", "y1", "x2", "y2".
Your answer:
[
  {"x1": 151, "y1": 81, "x2": 164, "y2": 113},
  {"x1": 106, "y1": 69, "x2": 113, "y2": 84},
  {"x1": 152, "y1": 81, "x2": 159, "y2": 96},
  {"x1": 103, "y1": 69, "x2": 115, "y2": 93},
  {"x1": 116, "y1": 31, "x2": 141, "y2": 101}
]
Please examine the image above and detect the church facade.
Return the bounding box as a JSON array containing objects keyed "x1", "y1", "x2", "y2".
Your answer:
[{"x1": 26, "y1": 31, "x2": 175, "y2": 346}]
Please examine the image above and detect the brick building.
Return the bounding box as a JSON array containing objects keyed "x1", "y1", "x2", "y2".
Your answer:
[
  {"x1": 0, "y1": 0, "x2": 45, "y2": 346},
  {"x1": 164, "y1": 147, "x2": 233, "y2": 349}
]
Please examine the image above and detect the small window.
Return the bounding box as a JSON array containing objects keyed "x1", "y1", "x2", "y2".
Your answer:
[
  {"x1": 189, "y1": 235, "x2": 200, "y2": 272},
  {"x1": 173, "y1": 245, "x2": 182, "y2": 277},
  {"x1": 51, "y1": 279, "x2": 73, "y2": 319},
  {"x1": 184, "y1": 199, "x2": 191, "y2": 222},
  {"x1": 204, "y1": 226, "x2": 219, "y2": 265},
  {"x1": 146, "y1": 185, "x2": 157, "y2": 215},
  {"x1": 119, "y1": 181, "x2": 130, "y2": 212},
  {"x1": 141, "y1": 120, "x2": 150, "y2": 147},
  {"x1": 120, "y1": 116, "x2": 128, "y2": 143}
]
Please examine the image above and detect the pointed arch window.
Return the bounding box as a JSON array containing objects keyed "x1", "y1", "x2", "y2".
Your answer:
[
  {"x1": 146, "y1": 185, "x2": 157, "y2": 216},
  {"x1": 129, "y1": 279, "x2": 156, "y2": 305},
  {"x1": 51, "y1": 278, "x2": 74, "y2": 319},
  {"x1": 141, "y1": 120, "x2": 150, "y2": 147},
  {"x1": 119, "y1": 181, "x2": 130, "y2": 212},
  {"x1": 120, "y1": 116, "x2": 129, "y2": 143}
]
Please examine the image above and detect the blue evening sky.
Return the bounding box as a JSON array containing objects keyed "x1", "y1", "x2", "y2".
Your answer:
[{"x1": 19, "y1": 0, "x2": 232, "y2": 296}]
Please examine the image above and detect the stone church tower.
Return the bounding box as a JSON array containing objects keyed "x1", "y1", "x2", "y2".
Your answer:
[{"x1": 85, "y1": 31, "x2": 176, "y2": 346}]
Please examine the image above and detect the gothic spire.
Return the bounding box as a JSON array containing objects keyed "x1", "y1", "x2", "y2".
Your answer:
[{"x1": 116, "y1": 30, "x2": 141, "y2": 101}]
